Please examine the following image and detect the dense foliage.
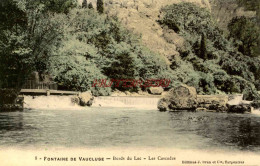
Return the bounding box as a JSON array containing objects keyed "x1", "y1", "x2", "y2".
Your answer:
[
  {"x1": 0, "y1": 0, "x2": 174, "y2": 96},
  {"x1": 159, "y1": 2, "x2": 260, "y2": 100},
  {"x1": 0, "y1": 0, "x2": 65, "y2": 89},
  {"x1": 49, "y1": 9, "x2": 174, "y2": 95},
  {"x1": 228, "y1": 16, "x2": 260, "y2": 57},
  {"x1": 1, "y1": 0, "x2": 259, "y2": 99}
]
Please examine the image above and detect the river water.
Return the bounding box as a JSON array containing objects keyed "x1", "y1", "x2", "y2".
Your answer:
[{"x1": 0, "y1": 106, "x2": 260, "y2": 153}]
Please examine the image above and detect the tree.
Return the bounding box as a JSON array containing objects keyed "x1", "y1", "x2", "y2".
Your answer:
[
  {"x1": 0, "y1": 0, "x2": 28, "y2": 88},
  {"x1": 200, "y1": 33, "x2": 207, "y2": 60},
  {"x1": 82, "y1": 0, "x2": 87, "y2": 8},
  {"x1": 26, "y1": 0, "x2": 77, "y2": 14},
  {"x1": 104, "y1": 50, "x2": 136, "y2": 91},
  {"x1": 97, "y1": 0, "x2": 104, "y2": 14},
  {"x1": 159, "y1": 2, "x2": 214, "y2": 35},
  {"x1": 0, "y1": 0, "x2": 66, "y2": 89},
  {"x1": 228, "y1": 16, "x2": 260, "y2": 57},
  {"x1": 88, "y1": 2, "x2": 93, "y2": 9},
  {"x1": 236, "y1": 0, "x2": 260, "y2": 58}
]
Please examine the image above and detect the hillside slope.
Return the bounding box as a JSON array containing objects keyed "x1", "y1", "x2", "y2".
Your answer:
[
  {"x1": 82, "y1": 0, "x2": 211, "y2": 60},
  {"x1": 107, "y1": 0, "x2": 211, "y2": 60},
  {"x1": 209, "y1": 0, "x2": 255, "y2": 32}
]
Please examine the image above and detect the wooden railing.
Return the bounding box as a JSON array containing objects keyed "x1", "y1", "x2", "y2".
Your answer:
[{"x1": 22, "y1": 80, "x2": 57, "y2": 90}]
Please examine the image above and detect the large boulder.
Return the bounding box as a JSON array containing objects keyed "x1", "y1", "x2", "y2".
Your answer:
[
  {"x1": 78, "y1": 91, "x2": 94, "y2": 106},
  {"x1": 158, "y1": 84, "x2": 198, "y2": 111},
  {"x1": 148, "y1": 87, "x2": 164, "y2": 95},
  {"x1": 158, "y1": 98, "x2": 170, "y2": 111}
]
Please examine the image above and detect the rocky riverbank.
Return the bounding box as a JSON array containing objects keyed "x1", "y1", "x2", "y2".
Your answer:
[
  {"x1": 158, "y1": 84, "x2": 259, "y2": 113},
  {"x1": 1, "y1": 86, "x2": 259, "y2": 113}
]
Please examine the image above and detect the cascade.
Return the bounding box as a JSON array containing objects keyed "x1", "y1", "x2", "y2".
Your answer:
[{"x1": 93, "y1": 96, "x2": 160, "y2": 109}]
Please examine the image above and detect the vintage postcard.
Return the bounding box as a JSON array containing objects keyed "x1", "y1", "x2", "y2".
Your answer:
[{"x1": 0, "y1": 0, "x2": 260, "y2": 165}]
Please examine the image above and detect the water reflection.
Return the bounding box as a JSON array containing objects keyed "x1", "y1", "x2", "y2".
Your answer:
[
  {"x1": 167, "y1": 112, "x2": 260, "y2": 151},
  {"x1": 0, "y1": 113, "x2": 24, "y2": 131},
  {"x1": 0, "y1": 109, "x2": 259, "y2": 152},
  {"x1": 233, "y1": 118, "x2": 260, "y2": 148}
]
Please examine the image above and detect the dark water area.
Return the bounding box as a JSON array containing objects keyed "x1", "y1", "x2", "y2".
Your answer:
[{"x1": 0, "y1": 108, "x2": 260, "y2": 153}]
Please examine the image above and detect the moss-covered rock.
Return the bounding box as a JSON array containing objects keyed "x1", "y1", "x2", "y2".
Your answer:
[
  {"x1": 227, "y1": 104, "x2": 251, "y2": 113},
  {"x1": 158, "y1": 84, "x2": 198, "y2": 111},
  {"x1": 79, "y1": 91, "x2": 94, "y2": 106}
]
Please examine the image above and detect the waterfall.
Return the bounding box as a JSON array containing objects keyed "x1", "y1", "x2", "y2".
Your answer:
[
  {"x1": 252, "y1": 108, "x2": 260, "y2": 115},
  {"x1": 23, "y1": 96, "x2": 161, "y2": 110},
  {"x1": 23, "y1": 96, "x2": 83, "y2": 110},
  {"x1": 92, "y1": 96, "x2": 160, "y2": 109}
]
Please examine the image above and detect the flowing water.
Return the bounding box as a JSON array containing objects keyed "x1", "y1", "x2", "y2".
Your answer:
[{"x1": 0, "y1": 96, "x2": 260, "y2": 154}]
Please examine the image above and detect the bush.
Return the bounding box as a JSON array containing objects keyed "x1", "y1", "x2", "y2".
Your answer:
[
  {"x1": 49, "y1": 38, "x2": 112, "y2": 96},
  {"x1": 160, "y1": 2, "x2": 215, "y2": 35}
]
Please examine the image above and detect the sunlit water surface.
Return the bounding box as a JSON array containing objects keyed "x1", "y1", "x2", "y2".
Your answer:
[{"x1": 0, "y1": 108, "x2": 260, "y2": 153}]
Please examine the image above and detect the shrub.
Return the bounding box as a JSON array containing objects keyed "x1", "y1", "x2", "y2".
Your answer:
[{"x1": 49, "y1": 39, "x2": 112, "y2": 96}]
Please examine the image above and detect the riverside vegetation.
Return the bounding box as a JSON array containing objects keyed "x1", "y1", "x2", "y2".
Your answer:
[{"x1": 0, "y1": 0, "x2": 259, "y2": 108}]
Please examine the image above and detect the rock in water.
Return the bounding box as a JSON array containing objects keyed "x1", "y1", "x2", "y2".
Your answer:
[
  {"x1": 71, "y1": 96, "x2": 80, "y2": 105},
  {"x1": 148, "y1": 87, "x2": 164, "y2": 95},
  {"x1": 158, "y1": 84, "x2": 198, "y2": 111},
  {"x1": 227, "y1": 104, "x2": 251, "y2": 113},
  {"x1": 251, "y1": 100, "x2": 260, "y2": 109},
  {"x1": 79, "y1": 91, "x2": 94, "y2": 106},
  {"x1": 226, "y1": 94, "x2": 253, "y2": 113}
]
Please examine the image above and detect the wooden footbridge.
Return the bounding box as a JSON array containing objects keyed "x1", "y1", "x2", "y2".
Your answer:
[
  {"x1": 20, "y1": 89, "x2": 79, "y2": 96},
  {"x1": 20, "y1": 80, "x2": 79, "y2": 96}
]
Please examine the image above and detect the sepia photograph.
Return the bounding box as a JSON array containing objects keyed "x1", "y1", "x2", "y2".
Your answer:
[{"x1": 0, "y1": 0, "x2": 260, "y2": 165}]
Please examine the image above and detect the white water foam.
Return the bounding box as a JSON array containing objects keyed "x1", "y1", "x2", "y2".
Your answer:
[
  {"x1": 252, "y1": 108, "x2": 260, "y2": 115},
  {"x1": 92, "y1": 96, "x2": 160, "y2": 110},
  {"x1": 227, "y1": 94, "x2": 243, "y2": 105},
  {"x1": 23, "y1": 96, "x2": 84, "y2": 110},
  {"x1": 24, "y1": 96, "x2": 160, "y2": 110}
]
